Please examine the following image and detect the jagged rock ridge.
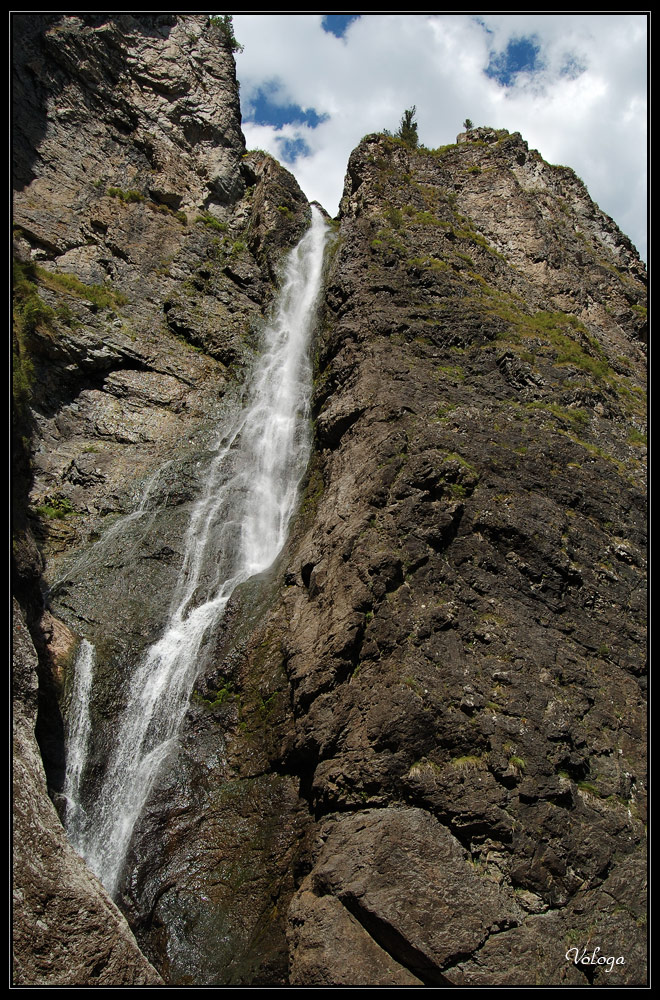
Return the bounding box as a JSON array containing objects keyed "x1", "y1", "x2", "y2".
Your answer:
[{"x1": 12, "y1": 15, "x2": 646, "y2": 987}]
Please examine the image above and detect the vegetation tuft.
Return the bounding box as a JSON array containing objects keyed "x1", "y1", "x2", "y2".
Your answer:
[
  {"x1": 209, "y1": 14, "x2": 244, "y2": 53},
  {"x1": 196, "y1": 211, "x2": 229, "y2": 233},
  {"x1": 107, "y1": 186, "x2": 144, "y2": 204}
]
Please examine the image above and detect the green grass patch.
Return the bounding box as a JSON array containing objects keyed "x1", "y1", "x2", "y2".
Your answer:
[
  {"x1": 435, "y1": 402, "x2": 457, "y2": 419},
  {"x1": 437, "y1": 365, "x2": 465, "y2": 382},
  {"x1": 195, "y1": 211, "x2": 229, "y2": 233},
  {"x1": 445, "y1": 452, "x2": 477, "y2": 472},
  {"x1": 474, "y1": 283, "x2": 612, "y2": 380},
  {"x1": 106, "y1": 186, "x2": 144, "y2": 203},
  {"x1": 409, "y1": 254, "x2": 449, "y2": 271},
  {"x1": 371, "y1": 227, "x2": 407, "y2": 255},
  {"x1": 627, "y1": 427, "x2": 647, "y2": 447},
  {"x1": 452, "y1": 224, "x2": 506, "y2": 259},
  {"x1": 193, "y1": 681, "x2": 237, "y2": 710},
  {"x1": 33, "y1": 495, "x2": 77, "y2": 520},
  {"x1": 450, "y1": 755, "x2": 484, "y2": 769},
  {"x1": 526, "y1": 401, "x2": 590, "y2": 432},
  {"x1": 149, "y1": 202, "x2": 187, "y2": 224},
  {"x1": 577, "y1": 780, "x2": 600, "y2": 796},
  {"x1": 34, "y1": 267, "x2": 128, "y2": 309},
  {"x1": 13, "y1": 258, "x2": 128, "y2": 422},
  {"x1": 414, "y1": 210, "x2": 450, "y2": 228},
  {"x1": 428, "y1": 142, "x2": 457, "y2": 158}
]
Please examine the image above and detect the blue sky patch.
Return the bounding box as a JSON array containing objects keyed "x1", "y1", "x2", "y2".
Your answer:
[
  {"x1": 485, "y1": 36, "x2": 542, "y2": 87},
  {"x1": 245, "y1": 84, "x2": 328, "y2": 129},
  {"x1": 322, "y1": 14, "x2": 359, "y2": 38},
  {"x1": 278, "y1": 136, "x2": 311, "y2": 163}
]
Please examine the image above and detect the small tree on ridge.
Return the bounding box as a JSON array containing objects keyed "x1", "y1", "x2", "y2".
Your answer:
[
  {"x1": 396, "y1": 106, "x2": 419, "y2": 149},
  {"x1": 209, "y1": 14, "x2": 244, "y2": 53}
]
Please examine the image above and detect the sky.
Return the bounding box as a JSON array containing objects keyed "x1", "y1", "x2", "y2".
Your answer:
[{"x1": 232, "y1": 13, "x2": 648, "y2": 261}]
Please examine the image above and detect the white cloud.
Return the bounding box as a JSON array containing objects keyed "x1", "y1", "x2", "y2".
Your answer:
[{"x1": 233, "y1": 13, "x2": 647, "y2": 260}]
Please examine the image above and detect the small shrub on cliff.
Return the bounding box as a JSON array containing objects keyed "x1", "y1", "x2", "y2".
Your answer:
[
  {"x1": 209, "y1": 14, "x2": 244, "y2": 53},
  {"x1": 14, "y1": 263, "x2": 55, "y2": 338},
  {"x1": 148, "y1": 202, "x2": 187, "y2": 225},
  {"x1": 13, "y1": 260, "x2": 49, "y2": 423},
  {"x1": 384, "y1": 206, "x2": 403, "y2": 229}
]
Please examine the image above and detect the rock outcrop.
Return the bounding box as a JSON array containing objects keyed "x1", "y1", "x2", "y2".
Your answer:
[
  {"x1": 13, "y1": 15, "x2": 646, "y2": 988},
  {"x1": 226, "y1": 129, "x2": 646, "y2": 986}
]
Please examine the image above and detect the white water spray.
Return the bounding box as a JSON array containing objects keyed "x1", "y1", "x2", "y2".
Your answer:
[
  {"x1": 66, "y1": 208, "x2": 329, "y2": 894},
  {"x1": 62, "y1": 639, "x2": 95, "y2": 838}
]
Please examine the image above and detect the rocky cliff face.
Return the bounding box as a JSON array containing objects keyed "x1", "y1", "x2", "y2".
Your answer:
[
  {"x1": 12, "y1": 13, "x2": 310, "y2": 986},
  {"x1": 267, "y1": 129, "x2": 647, "y2": 985},
  {"x1": 13, "y1": 15, "x2": 646, "y2": 987}
]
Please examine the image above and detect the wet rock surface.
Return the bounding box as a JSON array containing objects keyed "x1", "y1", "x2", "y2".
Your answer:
[
  {"x1": 12, "y1": 14, "x2": 312, "y2": 986},
  {"x1": 13, "y1": 17, "x2": 646, "y2": 988},
  {"x1": 12, "y1": 601, "x2": 163, "y2": 986}
]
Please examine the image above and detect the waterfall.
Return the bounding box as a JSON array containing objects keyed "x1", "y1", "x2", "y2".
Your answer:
[
  {"x1": 65, "y1": 207, "x2": 329, "y2": 895},
  {"x1": 62, "y1": 639, "x2": 95, "y2": 838}
]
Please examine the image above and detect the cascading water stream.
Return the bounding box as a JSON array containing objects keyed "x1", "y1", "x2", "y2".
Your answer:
[
  {"x1": 65, "y1": 207, "x2": 329, "y2": 895},
  {"x1": 62, "y1": 639, "x2": 96, "y2": 837}
]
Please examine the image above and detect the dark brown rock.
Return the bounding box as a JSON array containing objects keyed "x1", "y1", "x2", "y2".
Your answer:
[
  {"x1": 288, "y1": 891, "x2": 423, "y2": 986},
  {"x1": 290, "y1": 807, "x2": 519, "y2": 984},
  {"x1": 272, "y1": 132, "x2": 646, "y2": 984}
]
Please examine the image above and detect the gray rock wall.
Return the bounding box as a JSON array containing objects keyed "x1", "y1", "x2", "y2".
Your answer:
[{"x1": 12, "y1": 14, "x2": 311, "y2": 985}]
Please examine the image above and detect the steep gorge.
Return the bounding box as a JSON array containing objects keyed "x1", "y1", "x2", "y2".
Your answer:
[{"x1": 12, "y1": 14, "x2": 647, "y2": 987}]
